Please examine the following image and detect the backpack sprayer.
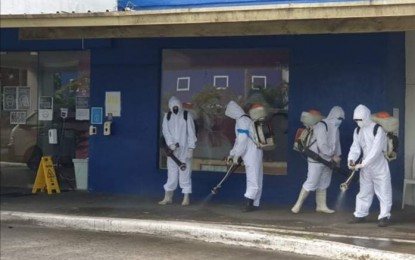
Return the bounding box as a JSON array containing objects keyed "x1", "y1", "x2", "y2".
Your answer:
[
  {"x1": 211, "y1": 157, "x2": 243, "y2": 195},
  {"x1": 293, "y1": 110, "x2": 349, "y2": 177},
  {"x1": 249, "y1": 104, "x2": 276, "y2": 151}
]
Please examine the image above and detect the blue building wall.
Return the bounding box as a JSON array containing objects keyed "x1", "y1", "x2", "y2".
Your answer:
[
  {"x1": 118, "y1": 0, "x2": 374, "y2": 10},
  {"x1": 1, "y1": 29, "x2": 405, "y2": 209}
]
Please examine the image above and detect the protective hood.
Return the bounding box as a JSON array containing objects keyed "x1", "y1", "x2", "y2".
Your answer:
[
  {"x1": 353, "y1": 104, "x2": 372, "y2": 127},
  {"x1": 168, "y1": 96, "x2": 182, "y2": 112},
  {"x1": 225, "y1": 101, "x2": 245, "y2": 120},
  {"x1": 323, "y1": 106, "x2": 345, "y2": 152},
  {"x1": 327, "y1": 106, "x2": 345, "y2": 120}
]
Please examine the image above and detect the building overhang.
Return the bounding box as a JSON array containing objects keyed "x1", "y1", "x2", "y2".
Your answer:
[{"x1": 1, "y1": 1, "x2": 415, "y2": 39}]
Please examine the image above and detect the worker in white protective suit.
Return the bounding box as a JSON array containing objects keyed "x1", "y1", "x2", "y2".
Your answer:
[
  {"x1": 292, "y1": 106, "x2": 345, "y2": 214},
  {"x1": 225, "y1": 101, "x2": 264, "y2": 212},
  {"x1": 347, "y1": 104, "x2": 392, "y2": 227},
  {"x1": 159, "y1": 96, "x2": 197, "y2": 206}
]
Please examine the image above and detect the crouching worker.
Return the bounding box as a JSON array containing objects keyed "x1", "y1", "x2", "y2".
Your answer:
[
  {"x1": 225, "y1": 101, "x2": 264, "y2": 212},
  {"x1": 292, "y1": 106, "x2": 345, "y2": 214},
  {"x1": 159, "y1": 96, "x2": 197, "y2": 206}
]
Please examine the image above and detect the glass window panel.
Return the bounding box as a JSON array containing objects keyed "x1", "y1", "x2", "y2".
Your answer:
[
  {"x1": 38, "y1": 51, "x2": 91, "y2": 163},
  {"x1": 0, "y1": 51, "x2": 90, "y2": 172},
  {"x1": 160, "y1": 49, "x2": 289, "y2": 175},
  {"x1": 1, "y1": 52, "x2": 38, "y2": 167}
]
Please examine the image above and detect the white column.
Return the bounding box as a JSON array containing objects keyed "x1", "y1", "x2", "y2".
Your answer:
[
  {"x1": 27, "y1": 68, "x2": 38, "y2": 114},
  {"x1": 405, "y1": 31, "x2": 415, "y2": 206}
]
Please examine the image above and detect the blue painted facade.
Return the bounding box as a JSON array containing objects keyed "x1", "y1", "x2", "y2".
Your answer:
[
  {"x1": 1, "y1": 29, "x2": 406, "y2": 209},
  {"x1": 118, "y1": 0, "x2": 373, "y2": 10}
]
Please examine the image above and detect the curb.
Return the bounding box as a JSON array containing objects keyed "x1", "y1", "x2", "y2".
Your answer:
[{"x1": 1, "y1": 211, "x2": 414, "y2": 260}]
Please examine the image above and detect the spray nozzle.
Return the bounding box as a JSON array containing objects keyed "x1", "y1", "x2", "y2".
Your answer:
[
  {"x1": 211, "y1": 187, "x2": 219, "y2": 195},
  {"x1": 340, "y1": 183, "x2": 349, "y2": 192},
  {"x1": 179, "y1": 163, "x2": 186, "y2": 171}
]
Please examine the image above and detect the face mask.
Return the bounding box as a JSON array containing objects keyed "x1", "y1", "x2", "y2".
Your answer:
[
  {"x1": 335, "y1": 119, "x2": 342, "y2": 128},
  {"x1": 356, "y1": 121, "x2": 364, "y2": 128},
  {"x1": 172, "y1": 106, "x2": 179, "y2": 114}
]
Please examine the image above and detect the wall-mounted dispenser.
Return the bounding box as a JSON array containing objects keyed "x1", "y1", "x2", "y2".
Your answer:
[
  {"x1": 89, "y1": 125, "x2": 97, "y2": 135},
  {"x1": 103, "y1": 113, "x2": 113, "y2": 136},
  {"x1": 60, "y1": 108, "x2": 68, "y2": 119},
  {"x1": 103, "y1": 122, "x2": 112, "y2": 135}
]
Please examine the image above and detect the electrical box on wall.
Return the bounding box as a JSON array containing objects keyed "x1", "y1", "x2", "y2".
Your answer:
[{"x1": 103, "y1": 121, "x2": 112, "y2": 136}]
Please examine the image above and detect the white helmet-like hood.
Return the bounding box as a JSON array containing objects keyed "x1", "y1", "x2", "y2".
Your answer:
[
  {"x1": 353, "y1": 104, "x2": 372, "y2": 127},
  {"x1": 225, "y1": 101, "x2": 245, "y2": 120}
]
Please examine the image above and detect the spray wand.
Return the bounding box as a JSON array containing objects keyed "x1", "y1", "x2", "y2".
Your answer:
[
  {"x1": 211, "y1": 158, "x2": 242, "y2": 195},
  {"x1": 160, "y1": 137, "x2": 186, "y2": 171},
  {"x1": 339, "y1": 170, "x2": 358, "y2": 192},
  {"x1": 339, "y1": 159, "x2": 362, "y2": 192}
]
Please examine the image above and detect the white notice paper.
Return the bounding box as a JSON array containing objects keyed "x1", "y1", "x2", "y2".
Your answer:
[
  {"x1": 39, "y1": 96, "x2": 53, "y2": 121},
  {"x1": 76, "y1": 109, "x2": 90, "y2": 120},
  {"x1": 105, "y1": 91, "x2": 121, "y2": 117}
]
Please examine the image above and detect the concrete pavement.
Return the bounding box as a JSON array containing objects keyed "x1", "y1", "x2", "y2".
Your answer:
[{"x1": 1, "y1": 189, "x2": 415, "y2": 260}]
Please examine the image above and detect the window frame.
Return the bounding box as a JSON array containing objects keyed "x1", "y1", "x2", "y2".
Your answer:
[
  {"x1": 176, "y1": 77, "x2": 190, "y2": 92},
  {"x1": 213, "y1": 75, "x2": 229, "y2": 89},
  {"x1": 251, "y1": 75, "x2": 267, "y2": 90}
]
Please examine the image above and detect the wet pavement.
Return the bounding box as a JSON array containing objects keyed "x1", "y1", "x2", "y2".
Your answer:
[
  {"x1": 1, "y1": 189, "x2": 414, "y2": 255},
  {"x1": 1, "y1": 162, "x2": 415, "y2": 259}
]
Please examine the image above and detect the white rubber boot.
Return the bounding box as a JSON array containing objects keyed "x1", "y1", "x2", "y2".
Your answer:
[
  {"x1": 291, "y1": 188, "x2": 309, "y2": 214},
  {"x1": 181, "y1": 193, "x2": 190, "y2": 206},
  {"x1": 158, "y1": 191, "x2": 173, "y2": 205},
  {"x1": 316, "y1": 189, "x2": 335, "y2": 213}
]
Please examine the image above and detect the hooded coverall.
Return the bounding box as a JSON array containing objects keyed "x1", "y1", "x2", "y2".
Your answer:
[
  {"x1": 225, "y1": 101, "x2": 264, "y2": 207},
  {"x1": 162, "y1": 96, "x2": 197, "y2": 194},
  {"x1": 348, "y1": 104, "x2": 392, "y2": 220},
  {"x1": 302, "y1": 106, "x2": 344, "y2": 191}
]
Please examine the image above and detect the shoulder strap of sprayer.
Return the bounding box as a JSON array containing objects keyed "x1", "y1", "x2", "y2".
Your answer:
[
  {"x1": 239, "y1": 114, "x2": 255, "y2": 141},
  {"x1": 305, "y1": 121, "x2": 327, "y2": 149},
  {"x1": 240, "y1": 114, "x2": 251, "y2": 120},
  {"x1": 355, "y1": 124, "x2": 380, "y2": 162},
  {"x1": 356, "y1": 124, "x2": 380, "y2": 136},
  {"x1": 167, "y1": 110, "x2": 188, "y2": 121},
  {"x1": 167, "y1": 110, "x2": 190, "y2": 139},
  {"x1": 304, "y1": 128, "x2": 315, "y2": 148},
  {"x1": 320, "y1": 121, "x2": 328, "y2": 132}
]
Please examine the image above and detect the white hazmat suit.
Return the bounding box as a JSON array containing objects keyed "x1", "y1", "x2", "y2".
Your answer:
[
  {"x1": 225, "y1": 101, "x2": 264, "y2": 211},
  {"x1": 292, "y1": 106, "x2": 345, "y2": 214},
  {"x1": 159, "y1": 96, "x2": 197, "y2": 206},
  {"x1": 348, "y1": 104, "x2": 392, "y2": 226}
]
